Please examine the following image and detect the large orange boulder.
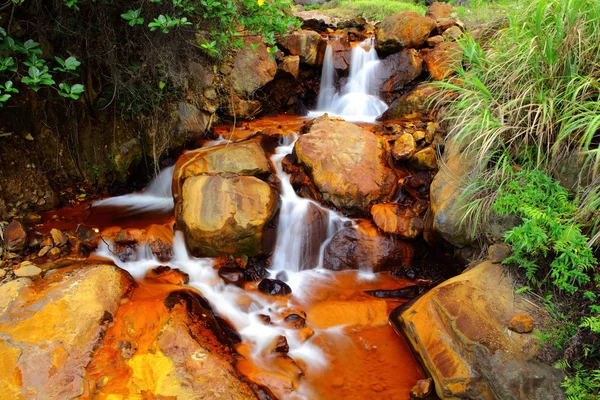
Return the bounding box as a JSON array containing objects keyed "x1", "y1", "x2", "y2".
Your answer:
[
  {"x1": 294, "y1": 116, "x2": 397, "y2": 214},
  {"x1": 277, "y1": 30, "x2": 323, "y2": 65},
  {"x1": 423, "y1": 41, "x2": 463, "y2": 81},
  {"x1": 375, "y1": 11, "x2": 437, "y2": 54}
]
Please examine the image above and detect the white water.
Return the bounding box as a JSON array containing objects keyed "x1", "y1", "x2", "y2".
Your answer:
[{"x1": 310, "y1": 37, "x2": 388, "y2": 123}]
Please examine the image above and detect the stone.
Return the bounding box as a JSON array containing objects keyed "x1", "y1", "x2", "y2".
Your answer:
[
  {"x1": 280, "y1": 55, "x2": 300, "y2": 79},
  {"x1": 50, "y1": 228, "x2": 67, "y2": 246},
  {"x1": 410, "y1": 378, "x2": 433, "y2": 398},
  {"x1": 294, "y1": 116, "x2": 397, "y2": 214},
  {"x1": 330, "y1": 32, "x2": 351, "y2": 72},
  {"x1": 172, "y1": 137, "x2": 273, "y2": 200},
  {"x1": 146, "y1": 266, "x2": 189, "y2": 285},
  {"x1": 258, "y1": 279, "x2": 292, "y2": 296},
  {"x1": 375, "y1": 11, "x2": 437, "y2": 54},
  {"x1": 219, "y1": 265, "x2": 246, "y2": 287},
  {"x1": 392, "y1": 133, "x2": 417, "y2": 160},
  {"x1": 4, "y1": 220, "x2": 26, "y2": 252},
  {"x1": 0, "y1": 269, "x2": 5, "y2": 278},
  {"x1": 176, "y1": 102, "x2": 211, "y2": 134},
  {"x1": 489, "y1": 243, "x2": 511, "y2": 264},
  {"x1": 380, "y1": 84, "x2": 438, "y2": 120},
  {"x1": 284, "y1": 313, "x2": 306, "y2": 329},
  {"x1": 426, "y1": 2, "x2": 453, "y2": 20},
  {"x1": 424, "y1": 41, "x2": 463, "y2": 81},
  {"x1": 270, "y1": 336, "x2": 290, "y2": 354},
  {"x1": 231, "y1": 37, "x2": 277, "y2": 98},
  {"x1": 176, "y1": 175, "x2": 279, "y2": 257},
  {"x1": 0, "y1": 262, "x2": 135, "y2": 399},
  {"x1": 427, "y1": 35, "x2": 444, "y2": 47},
  {"x1": 371, "y1": 203, "x2": 424, "y2": 239},
  {"x1": 224, "y1": 95, "x2": 262, "y2": 120},
  {"x1": 145, "y1": 224, "x2": 174, "y2": 261},
  {"x1": 308, "y1": 300, "x2": 388, "y2": 329},
  {"x1": 443, "y1": 25, "x2": 463, "y2": 41},
  {"x1": 277, "y1": 30, "x2": 323, "y2": 65},
  {"x1": 396, "y1": 261, "x2": 565, "y2": 400},
  {"x1": 380, "y1": 49, "x2": 423, "y2": 94},
  {"x1": 410, "y1": 146, "x2": 437, "y2": 170},
  {"x1": 14, "y1": 261, "x2": 42, "y2": 277},
  {"x1": 48, "y1": 247, "x2": 61, "y2": 258},
  {"x1": 508, "y1": 314, "x2": 535, "y2": 334},
  {"x1": 323, "y1": 219, "x2": 414, "y2": 272}
]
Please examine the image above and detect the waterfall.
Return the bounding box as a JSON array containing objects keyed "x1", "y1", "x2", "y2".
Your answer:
[{"x1": 310, "y1": 37, "x2": 388, "y2": 123}]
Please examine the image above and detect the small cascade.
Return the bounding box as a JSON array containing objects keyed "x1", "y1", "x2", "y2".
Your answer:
[{"x1": 310, "y1": 37, "x2": 388, "y2": 122}]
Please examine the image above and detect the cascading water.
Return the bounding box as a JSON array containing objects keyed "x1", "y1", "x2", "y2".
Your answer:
[{"x1": 310, "y1": 37, "x2": 388, "y2": 122}]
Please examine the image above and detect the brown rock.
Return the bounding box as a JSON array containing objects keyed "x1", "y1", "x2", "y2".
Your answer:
[
  {"x1": 410, "y1": 378, "x2": 433, "y2": 398},
  {"x1": 4, "y1": 220, "x2": 26, "y2": 252},
  {"x1": 48, "y1": 247, "x2": 61, "y2": 258},
  {"x1": 280, "y1": 55, "x2": 300, "y2": 78},
  {"x1": 380, "y1": 49, "x2": 423, "y2": 94},
  {"x1": 176, "y1": 102, "x2": 211, "y2": 134},
  {"x1": 410, "y1": 146, "x2": 437, "y2": 170},
  {"x1": 277, "y1": 30, "x2": 323, "y2": 65},
  {"x1": 146, "y1": 224, "x2": 174, "y2": 262},
  {"x1": 380, "y1": 84, "x2": 438, "y2": 120},
  {"x1": 269, "y1": 335, "x2": 290, "y2": 354},
  {"x1": 508, "y1": 314, "x2": 535, "y2": 334},
  {"x1": 426, "y1": 35, "x2": 444, "y2": 47},
  {"x1": 392, "y1": 133, "x2": 417, "y2": 160},
  {"x1": 375, "y1": 11, "x2": 437, "y2": 53},
  {"x1": 426, "y1": 2, "x2": 453, "y2": 20},
  {"x1": 323, "y1": 219, "x2": 414, "y2": 272},
  {"x1": 224, "y1": 95, "x2": 262, "y2": 120},
  {"x1": 14, "y1": 261, "x2": 42, "y2": 277},
  {"x1": 231, "y1": 37, "x2": 277, "y2": 97},
  {"x1": 114, "y1": 228, "x2": 145, "y2": 244},
  {"x1": 424, "y1": 41, "x2": 463, "y2": 81},
  {"x1": 330, "y1": 33, "x2": 351, "y2": 72},
  {"x1": 436, "y1": 17, "x2": 457, "y2": 34},
  {"x1": 176, "y1": 175, "x2": 279, "y2": 257},
  {"x1": 146, "y1": 266, "x2": 189, "y2": 285},
  {"x1": 50, "y1": 228, "x2": 68, "y2": 246},
  {"x1": 0, "y1": 262, "x2": 135, "y2": 399},
  {"x1": 489, "y1": 243, "x2": 511, "y2": 264},
  {"x1": 294, "y1": 116, "x2": 397, "y2": 214},
  {"x1": 443, "y1": 25, "x2": 463, "y2": 41},
  {"x1": 371, "y1": 203, "x2": 424, "y2": 239}
]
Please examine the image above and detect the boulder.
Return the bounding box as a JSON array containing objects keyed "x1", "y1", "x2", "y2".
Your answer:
[
  {"x1": 370, "y1": 203, "x2": 424, "y2": 239},
  {"x1": 176, "y1": 175, "x2": 279, "y2": 257},
  {"x1": 294, "y1": 116, "x2": 397, "y2": 214},
  {"x1": 224, "y1": 95, "x2": 263, "y2": 120},
  {"x1": 330, "y1": 32, "x2": 351, "y2": 72},
  {"x1": 277, "y1": 30, "x2": 323, "y2": 65},
  {"x1": 380, "y1": 49, "x2": 423, "y2": 94},
  {"x1": 231, "y1": 37, "x2": 277, "y2": 98},
  {"x1": 280, "y1": 55, "x2": 300, "y2": 79},
  {"x1": 395, "y1": 261, "x2": 565, "y2": 400},
  {"x1": 427, "y1": 35, "x2": 444, "y2": 47},
  {"x1": 426, "y1": 2, "x2": 453, "y2": 20},
  {"x1": 375, "y1": 11, "x2": 437, "y2": 54},
  {"x1": 4, "y1": 220, "x2": 27, "y2": 252},
  {"x1": 172, "y1": 137, "x2": 273, "y2": 200},
  {"x1": 322, "y1": 219, "x2": 414, "y2": 272},
  {"x1": 0, "y1": 262, "x2": 135, "y2": 399},
  {"x1": 410, "y1": 146, "x2": 437, "y2": 170},
  {"x1": 424, "y1": 41, "x2": 463, "y2": 81},
  {"x1": 379, "y1": 84, "x2": 438, "y2": 120},
  {"x1": 176, "y1": 102, "x2": 211, "y2": 135},
  {"x1": 392, "y1": 133, "x2": 417, "y2": 160},
  {"x1": 443, "y1": 25, "x2": 463, "y2": 41}
]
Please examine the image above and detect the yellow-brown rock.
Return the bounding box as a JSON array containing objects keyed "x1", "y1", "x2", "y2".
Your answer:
[
  {"x1": 508, "y1": 314, "x2": 535, "y2": 334},
  {"x1": 5, "y1": 220, "x2": 27, "y2": 252},
  {"x1": 426, "y1": 2, "x2": 453, "y2": 20},
  {"x1": 371, "y1": 203, "x2": 424, "y2": 239},
  {"x1": 375, "y1": 11, "x2": 437, "y2": 53},
  {"x1": 410, "y1": 146, "x2": 438, "y2": 170},
  {"x1": 177, "y1": 175, "x2": 279, "y2": 257},
  {"x1": 277, "y1": 30, "x2": 323, "y2": 65},
  {"x1": 395, "y1": 261, "x2": 565, "y2": 399},
  {"x1": 381, "y1": 49, "x2": 423, "y2": 94},
  {"x1": 294, "y1": 116, "x2": 397, "y2": 214},
  {"x1": 0, "y1": 262, "x2": 135, "y2": 399},
  {"x1": 424, "y1": 41, "x2": 463, "y2": 81},
  {"x1": 380, "y1": 83, "x2": 438, "y2": 121},
  {"x1": 280, "y1": 55, "x2": 300, "y2": 78},
  {"x1": 145, "y1": 223, "x2": 175, "y2": 261},
  {"x1": 231, "y1": 37, "x2": 277, "y2": 98},
  {"x1": 392, "y1": 133, "x2": 417, "y2": 160}
]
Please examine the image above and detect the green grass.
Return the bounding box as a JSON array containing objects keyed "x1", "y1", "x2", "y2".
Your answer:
[
  {"x1": 304, "y1": 0, "x2": 426, "y2": 21},
  {"x1": 451, "y1": 0, "x2": 519, "y2": 27}
]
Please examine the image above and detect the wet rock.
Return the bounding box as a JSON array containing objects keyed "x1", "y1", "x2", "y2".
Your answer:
[
  {"x1": 114, "y1": 243, "x2": 137, "y2": 262},
  {"x1": 50, "y1": 228, "x2": 67, "y2": 247},
  {"x1": 4, "y1": 220, "x2": 26, "y2": 252},
  {"x1": 146, "y1": 224, "x2": 174, "y2": 262},
  {"x1": 330, "y1": 32, "x2": 352, "y2": 72},
  {"x1": 48, "y1": 247, "x2": 61, "y2": 258},
  {"x1": 0, "y1": 262, "x2": 135, "y2": 399},
  {"x1": 284, "y1": 313, "x2": 306, "y2": 329},
  {"x1": 396, "y1": 261, "x2": 565, "y2": 399},
  {"x1": 365, "y1": 286, "x2": 420, "y2": 299},
  {"x1": 176, "y1": 102, "x2": 211, "y2": 134},
  {"x1": 323, "y1": 219, "x2": 414, "y2": 272},
  {"x1": 410, "y1": 378, "x2": 433, "y2": 399},
  {"x1": 277, "y1": 30, "x2": 323, "y2": 66},
  {"x1": 231, "y1": 37, "x2": 277, "y2": 98},
  {"x1": 375, "y1": 11, "x2": 437, "y2": 54},
  {"x1": 410, "y1": 146, "x2": 437, "y2": 170},
  {"x1": 176, "y1": 175, "x2": 279, "y2": 257},
  {"x1": 244, "y1": 260, "x2": 270, "y2": 282},
  {"x1": 426, "y1": 35, "x2": 444, "y2": 47},
  {"x1": 392, "y1": 133, "x2": 417, "y2": 160},
  {"x1": 443, "y1": 25, "x2": 463, "y2": 41},
  {"x1": 269, "y1": 336, "x2": 290, "y2": 354},
  {"x1": 219, "y1": 265, "x2": 246, "y2": 287},
  {"x1": 38, "y1": 245, "x2": 52, "y2": 257},
  {"x1": 308, "y1": 300, "x2": 388, "y2": 329},
  {"x1": 423, "y1": 41, "x2": 463, "y2": 81},
  {"x1": 508, "y1": 314, "x2": 535, "y2": 334},
  {"x1": 294, "y1": 116, "x2": 397, "y2": 214},
  {"x1": 426, "y1": 2, "x2": 453, "y2": 20},
  {"x1": 224, "y1": 95, "x2": 263, "y2": 120},
  {"x1": 114, "y1": 228, "x2": 144, "y2": 244},
  {"x1": 146, "y1": 266, "x2": 189, "y2": 285},
  {"x1": 258, "y1": 314, "x2": 272, "y2": 324},
  {"x1": 489, "y1": 243, "x2": 511, "y2": 264},
  {"x1": 14, "y1": 261, "x2": 42, "y2": 277},
  {"x1": 298, "y1": 327, "x2": 315, "y2": 342},
  {"x1": 380, "y1": 49, "x2": 423, "y2": 94},
  {"x1": 280, "y1": 55, "x2": 300, "y2": 79},
  {"x1": 24, "y1": 213, "x2": 42, "y2": 224},
  {"x1": 380, "y1": 84, "x2": 438, "y2": 120},
  {"x1": 371, "y1": 203, "x2": 424, "y2": 239},
  {"x1": 258, "y1": 279, "x2": 292, "y2": 296}
]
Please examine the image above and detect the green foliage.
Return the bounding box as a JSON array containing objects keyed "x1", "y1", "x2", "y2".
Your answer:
[
  {"x1": 308, "y1": 0, "x2": 426, "y2": 20},
  {"x1": 120, "y1": 9, "x2": 144, "y2": 26},
  {"x1": 148, "y1": 14, "x2": 191, "y2": 33},
  {"x1": 560, "y1": 362, "x2": 600, "y2": 400},
  {"x1": 58, "y1": 83, "x2": 84, "y2": 100}
]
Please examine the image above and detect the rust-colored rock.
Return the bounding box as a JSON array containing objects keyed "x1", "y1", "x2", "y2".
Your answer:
[
  {"x1": 427, "y1": 35, "x2": 444, "y2": 47},
  {"x1": 323, "y1": 219, "x2": 414, "y2": 272},
  {"x1": 508, "y1": 314, "x2": 535, "y2": 334},
  {"x1": 410, "y1": 146, "x2": 438, "y2": 170},
  {"x1": 396, "y1": 261, "x2": 565, "y2": 399},
  {"x1": 146, "y1": 266, "x2": 189, "y2": 285},
  {"x1": 380, "y1": 84, "x2": 438, "y2": 120},
  {"x1": 424, "y1": 41, "x2": 463, "y2": 81},
  {"x1": 410, "y1": 378, "x2": 433, "y2": 398},
  {"x1": 443, "y1": 25, "x2": 463, "y2": 41},
  {"x1": 371, "y1": 203, "x2": 424, "y2": 239},
  {"x1": 280, "y1": 55, "x2": 300, "y2": 79},
  {"x1": 375, "y1": 11, "x2": 437, "y2": 53},
  {"x1": 392, "y1": 133, "x2": 417, "y2": 160},
  {"x1": 426, "y1": 2, "x2": 453, "y2": 20},
  {"x1": 381, "y1": 49, "x2": 423, "y2": 94},
  {"x1": 224, "y1": 95, "x2": 263, "y2": 120},
  {"x1": 294, "y1": 116, "x2": 397, "y2": 214},
  {"x1": 4, "y1": 220, "x2": 26, "y2": 252},
  {"x1": 488, "y1": 243, "x2": 511, "y2": 264},
  {"x1": 145, "y1": 224, "x2": 174, "y2": 261},
  {"x1": 231, "y1": 37, "x2": 277, "y2": 97},
  {"x1": 0, "y1": 262, "x2": 135, "y2": 399},
  {"x1": 277, "y1": 30, "x2": 323, "y2": 65}
]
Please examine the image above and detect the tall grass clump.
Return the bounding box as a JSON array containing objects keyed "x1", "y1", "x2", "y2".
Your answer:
[{"x1": 435, "y1": 0, "x2": 600, "y2": 397}]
